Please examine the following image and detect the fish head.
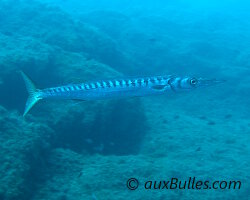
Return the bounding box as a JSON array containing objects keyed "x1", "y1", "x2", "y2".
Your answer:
[{"x1": 173, "y1": 77, "x2": 226, "y2": 90}]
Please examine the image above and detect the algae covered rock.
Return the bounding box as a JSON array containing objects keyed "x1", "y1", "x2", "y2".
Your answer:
[
  {"x1": 0, "y1": 0, "x2": 130, "y2": 73},
  {"x1": 0, "y1": 33, "x2": 54, "y2": 77},
  {"x1": 0, "y1": 106, "x2": 53, "y2": 199}
]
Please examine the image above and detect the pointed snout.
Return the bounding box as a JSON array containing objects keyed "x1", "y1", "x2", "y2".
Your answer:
[{"x1": 198, "y1": 78, "x2": 226, "y2": 87}]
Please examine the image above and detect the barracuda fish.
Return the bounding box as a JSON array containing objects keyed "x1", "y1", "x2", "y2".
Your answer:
[{"x1": 20, "y1": 71, "x2": 224, "y2": 116}]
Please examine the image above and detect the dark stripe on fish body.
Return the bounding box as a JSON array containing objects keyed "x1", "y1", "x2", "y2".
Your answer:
[
  {"x1": 88, "y1": 83, "x2": 93, "y2": 89},
  {"x1": 125, "y1": 80, "x2": 130, "y2": 87},
  {"x1": 93, "y1": 82, "x2": 98, "y2": 88},
  {"x1": 113, "y1": 80, "x2": 117, "y2": 87},
  {"x1": 104, "y1": 81, "x2": 108, "y2": 88},
  {"x1": 103, "y1": 81, "x2": 108, "y2": 88},
  {"x1": 109, "y1": 81, "x2": 115, "y2": 87},
  {"x1": 150, "y1": 78, "x2": 156, "y2": 84},
  {"x1": 157, "y1": 77, "x2": 163, "y2": 82},
  {"x1": 119, "y1": 80, "x2": 126, "y2": 87},
  {"x1": 67, "y1": 86, "x2": 72, "y2": 91},
  {"x1": 102, "y1": 82, "x2": 107, "y2": 88},
  {"x1": 168, "y1": 77, "x2": 176, "y2": 91},
  {"x1": 177, "y1": 78, "x2": 182, "y2": 88},
  {"x1": 168, "y1": 77, "x2": 174, "y2": 84},
  {"x1": 68, "y1": 86, "x2": 72, "y2": 91},
  {"x1": 108, "y1": 81, "x2": 113, "y2": 88},
  {"x1": 57, "y1": 88, "x2": 62, "y2": 95},
  {"x1": 99, "y1": 82, "x2": 104, "y2": 88},
  {"x1": 137, "y1": 79, "x2": 142, "y2": 86},
  {"x1": 105, "y1": 81, "x2": 111, "y2": 88},
  {"x1": 131, "y1": 79, "x2": 136, "y2": 86},
  {"x1": 95, "y1": 82, "x2": 101, "y2": 88}
]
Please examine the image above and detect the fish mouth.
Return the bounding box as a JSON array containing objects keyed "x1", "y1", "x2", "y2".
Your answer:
[{"x1": 198, "y1": 78, "x2": 226, "y2": 87}]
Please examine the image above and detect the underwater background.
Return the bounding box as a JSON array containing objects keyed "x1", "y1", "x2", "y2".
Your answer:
[{"x1": 0, "y1": 0, "x2": 249, "y2": 199}]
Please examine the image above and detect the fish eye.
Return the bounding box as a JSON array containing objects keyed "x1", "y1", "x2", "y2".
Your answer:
[{"x1": 190, "y1": 78, "x2": 198, "y2": 85}]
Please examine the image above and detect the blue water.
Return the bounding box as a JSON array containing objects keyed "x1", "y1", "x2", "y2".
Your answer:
[{"x1": 0, "y1": 0, "x2": 249, "y2": 199}]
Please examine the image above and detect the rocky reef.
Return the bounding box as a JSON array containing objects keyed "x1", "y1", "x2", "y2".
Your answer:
[
  {"x1": 0, "y1": 0, "x2": 249, "y2": 199},
  {"x1": 0, "y1": 106, "x2": 52, "y2": 199}
]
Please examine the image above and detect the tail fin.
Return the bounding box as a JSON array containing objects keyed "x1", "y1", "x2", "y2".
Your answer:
[{"x1": 20, "y1": 71, "x2": 42, "y2": 116}]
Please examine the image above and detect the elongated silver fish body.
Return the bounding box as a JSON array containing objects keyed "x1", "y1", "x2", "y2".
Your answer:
[
  {"x1": 20, "y1": 71, "x2": 224, "y2": 116},
  {"x1": 40, "y1": 76, "x2": 177, "y2": 101}
]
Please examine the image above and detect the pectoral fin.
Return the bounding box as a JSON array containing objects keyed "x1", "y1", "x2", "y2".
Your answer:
[{"x1": 151, "y1": 85, "x2": 168, "y2": 90}]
